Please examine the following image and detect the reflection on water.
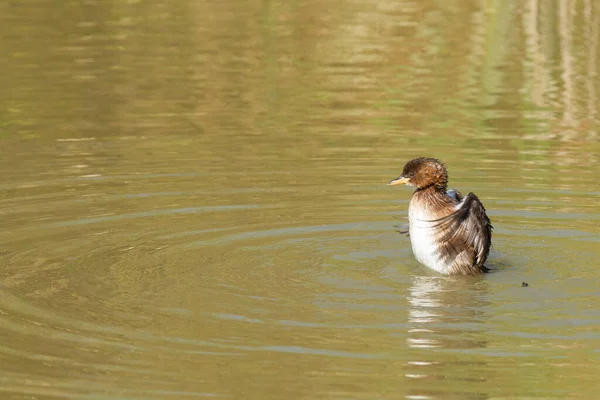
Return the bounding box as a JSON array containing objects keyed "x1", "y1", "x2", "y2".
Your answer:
[
  {"x1": 407, "y1": 277, "x2": 488, "y2": 349},
  {"x1": 405, "y1": 277, "x2": 489, "y2": 399},
  {"x1": 2, "y1": 0, "x2": 600, "y2": 399}
]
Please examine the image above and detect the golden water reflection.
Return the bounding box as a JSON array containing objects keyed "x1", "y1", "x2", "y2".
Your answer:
[
  {"x1": 1, "y1": 0, "x2": 600, "y2": 399},
  {"x1": 404, "y1": 276, "x2": 490, "y2": 399}
]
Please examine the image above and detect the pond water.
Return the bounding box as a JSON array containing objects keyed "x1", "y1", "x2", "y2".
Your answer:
[{"x1": 1, "y1": 0, "x2": 600, "y2": 399}]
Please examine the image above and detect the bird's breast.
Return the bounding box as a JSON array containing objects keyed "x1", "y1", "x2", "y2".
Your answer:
[{"x1": 408, "y1": 200, "x2": 452, "y2": 273}]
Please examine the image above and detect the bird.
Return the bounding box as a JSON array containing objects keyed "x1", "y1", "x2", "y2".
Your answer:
[{"x1": 388, "y1": 157, "x2": 493, "y2": 275}]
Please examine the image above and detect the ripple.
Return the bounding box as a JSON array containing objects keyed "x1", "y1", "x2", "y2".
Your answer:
[
  {"x1": 184, "y1": 222, "x2": 392, "y2": 247},
  {"x1": 41, "y1": 205, "x2": 259, "y2": 228}
]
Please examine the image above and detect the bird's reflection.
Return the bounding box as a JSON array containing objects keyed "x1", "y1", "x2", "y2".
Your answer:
[{"x1": 404, "y1": 275, "x2": 490, "y2": 400}]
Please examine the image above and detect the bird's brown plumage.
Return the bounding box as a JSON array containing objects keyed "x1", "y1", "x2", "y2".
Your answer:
[{"x1": 388, "y1": 157, "x2": 493, "y2": 275}]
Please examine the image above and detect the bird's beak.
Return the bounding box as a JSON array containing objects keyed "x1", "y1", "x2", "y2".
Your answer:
[{"x1": 387, "y1": 176, "x2": 410, "y2": 186}]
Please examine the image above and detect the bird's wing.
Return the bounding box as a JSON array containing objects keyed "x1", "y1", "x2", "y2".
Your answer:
[
  {"x1": 446, "y1": 188, "x2": 463, "y2": 203},
  {"x1": 397, "y1": 190, "x2": 463, "y2": 239},
  {"x1": 394, "y1": 224, "x2": 410, "y2": 236},
  {"x1": 427, "y1": 192, "x2": 493, "y2": 267}
]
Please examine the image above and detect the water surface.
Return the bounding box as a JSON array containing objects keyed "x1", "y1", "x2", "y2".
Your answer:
[{"x1": 1, "y1": 0, "x2": 600, "y2": 399}]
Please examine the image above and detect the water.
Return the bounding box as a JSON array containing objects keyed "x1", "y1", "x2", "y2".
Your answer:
[{"x1": 1, "y1": 0, "x2": 600, "y2": 398}]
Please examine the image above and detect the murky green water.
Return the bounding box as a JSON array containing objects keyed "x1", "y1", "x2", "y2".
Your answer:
[{"x1": 2, "y1": 0, "x2": 600, "y2": 399}]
